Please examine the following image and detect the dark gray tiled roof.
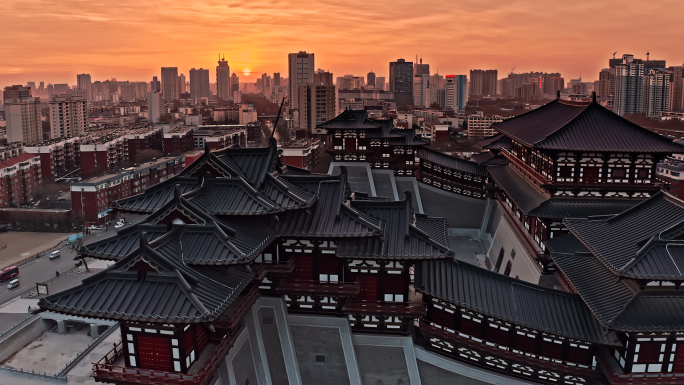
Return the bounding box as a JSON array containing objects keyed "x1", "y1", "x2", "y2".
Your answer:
[
  {"x1": 487, "y1": 165, "x2": 549, "y2": 214},
  {"x1": 477, "y1": 133, "x2": 511, "y2": 150},
  {"x1": 188, "y1": 178, "x2": 280, "y2": 215},
  {"x1": 493, "y1": 99, "x2": 684, "y2": 152},
  {"x1": 337, "y1": 195, "x2": 453, "y2": 259},
  {"x1": 113, "y1": 177, "x2": 200, "y2": 213},
  {"x1": 79, "y1": 224, "x2": 168, "y2": 259},
  {"x1": 611, "y1": 292, "x2": 684, "y2": 332},
  {"x1": 565, "y1": 192, "x2": 684, "y2": 276},
  {"x1": 618, "y1": 240, "x2": 684, "y2": 280},
  {"x1": 215, "y1": 138, "x2": 279, "y2": 187},
  {"x1": 417, "y1": 147, "x2": 486, "y2": 176},
  {"x1": 273, "y1": 176, "x2": 383, "y2": 238},
  {"x1": 545, "y1": 234, "x2": 589, "y2": 255},
  {"x1": 316, "y1": 109, "x2": 381, "y2": 130},
  {"x1": 263, "y1": 174, "x2": 317, "y2": 210},
  {"x1": 415, "y1": 259, "x2": 617, "y2": 344},
  {"x1": 414, "y1": 215, "x2": 450, "y2": 249},
  {"x1": 40, "y1": 232, "x2": 253, "y2": 323},
  {"x1": 552, "y1": 249, "x2": 635, "y2": 325},
  {"x1": 528, "y1": 198, "x2": 642, "y2": 219}
]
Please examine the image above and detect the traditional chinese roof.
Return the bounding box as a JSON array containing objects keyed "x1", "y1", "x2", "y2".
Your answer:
[
  {"x1": 112, "y1": 177, "x2": 201, "y2": 213},
  {"x1": 336, "y1": 193, "x2": 454, "y2": 259},
  {"x1": 40, "y1": 232, "x2": 253, "y2": 323},
  {"x1": 528, "y1": 198, "x2": 641, "y2": 219},
  {"x1": 487, "y1": 165, "x2": 549, "y2": 214},
  {"x1": 492, "y1": 99, "x2": 684, "y2": 152},
  {"x1": 564, "y1": 191, "x2": 684, "y2": 278},
  {"x1": 316, "y1": 109, "x2": 381, "y2": 130},
  {"x1": 418, "y1": 147, "x2": 486, "y2": 176},
  {"x1": 273, "y1": 173, "x2": 383, "y2": 238},
  {"x1": 471, "y1": 152, "x2": 509, "y2": 167},
  {"x1": 476, "y1": 133, "x2": 511, "y2": 150},
  {"x1": 549, "y1": 235, "x2": 684, "y2": 332},
  {"x1": 415, "y1": 259, "x2": 618, "y2": 344}
]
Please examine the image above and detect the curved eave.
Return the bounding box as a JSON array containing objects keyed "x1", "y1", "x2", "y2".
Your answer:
[{"x1": 433, "y1": 291, "x2": 619, "y2": 346}]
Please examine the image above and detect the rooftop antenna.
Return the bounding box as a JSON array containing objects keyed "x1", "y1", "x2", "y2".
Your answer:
[
  {"x1": 613, "y1": 51, "x2": 617, "y2": 59},
  {"x1": 270, "y1": 96, "x2": 287, "y2": 139},
  {"x1": 646, "y1": 51, "x2": 650, "y2": 61}
]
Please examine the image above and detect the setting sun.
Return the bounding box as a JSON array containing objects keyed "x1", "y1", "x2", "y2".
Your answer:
[{"x1": 243, "y1": 69, "x2": 251, "y2": 76}]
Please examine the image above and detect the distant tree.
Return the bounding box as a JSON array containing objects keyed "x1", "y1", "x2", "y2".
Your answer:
[{"x1": 429, "y1": 102, "x2": 442, "y2": 111}]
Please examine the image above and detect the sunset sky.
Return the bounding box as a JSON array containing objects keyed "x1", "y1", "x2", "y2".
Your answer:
[{"x1": 2, "y1": 0, "x2": 684, "y2": 89}]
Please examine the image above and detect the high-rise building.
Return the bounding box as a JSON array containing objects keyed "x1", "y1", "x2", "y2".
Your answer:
[
  {"x1": 178, "y1": 73, "x2": 187, "y2": 95},
  {"x1": 612, "y1": 55, "x2": 645, "y2": 115},
  {"x1": 288, "y1": 51, "x2": 315, "y2": 109},
  {"x1": 3, "y1": 86, "x2": 42, "y2": 144},
  {"x1": 644, "y1": 69, "x2": 670, "y2": 116},
  {"x1": 469, "y1": 69, "x2": 498, "y2": 97},
  {"x1": 26, "y1": 82, "x2": 36, "y2": 92},
  {"x1": 597, "y1": 69, "x2": 612, "y2": 106},
  {"x1": 216, "y1": 56, "x2": 230, "y2": 100},
  {"x1": 231, "y1": 73, "x2": 240, "y2": 93},
  {"x1": 273, "y1": 73, "x2": 281, "y2": 87},
  {"x1": 53, "y1": 83, "x2": 69, "y2": 96},
  {"x1": 261, "y1": 73, "x2": 272, "y2": 96},
  {"x1": 445, "y1": 75, "x2": 467, "y2": 111},
  {"x1": 3, "y1": 85, "x2": 32, "y2": 101},
  {"x1": 670, "y1": 66, "x2": 684, "y2": 112},
  {"x1": 390, "y1": 58, "x2": 413, "y2": 107},
  {"x1": 414, "y1": 57, "x2": 429, "y2": 76},
  {"x1": 150, "y1": 76, "x2": 161, "y2": 92},
  {"x1": 367, "y1": 71, "x2": 376, "y2": 88},
  {"x1": 299, "y1": 71, "x2": 336, "y2": 134},
  {"x1": 413, "y1": 74, "x2": 430, "y2": 107},
  {"x1": 148, "y1": 90, "x2": 162, "y2": 124},
  {"x1": 38, "y1": 82, "x2": 45, "y2": 96},
  {"x1": 77, "y1": 74, "x2": 92, "y2": 104},
  {"x1": 430, "y1": 74, "x2": 444, "y2": 89},
  {"x1": 189, "y1": 68, "x2": 210, "y2": 101},
  {"x1": 48, "y1": 93, "x2": 87, "y2": 139},
  {"x1": 47, "y1": 84, "x2": 54, "y2": 99},
  {"x1": 375, "y1": 77, "x2": 386, "y2": 91},
  {"x1": 161, "y1": 67, "x2": 179, "y2": 101},
  {"x1": 550, "y1": 77, "x2": 565, "y2": 96}
]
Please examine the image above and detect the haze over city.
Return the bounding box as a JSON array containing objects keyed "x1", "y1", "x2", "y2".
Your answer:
[{"x1": 2, "y1": 0, "x2": 684, "y2": 87}]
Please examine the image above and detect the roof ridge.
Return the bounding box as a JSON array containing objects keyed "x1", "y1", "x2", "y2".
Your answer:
[{"x1": 533, "y1": 101, "x2": 593, "y2": 146}]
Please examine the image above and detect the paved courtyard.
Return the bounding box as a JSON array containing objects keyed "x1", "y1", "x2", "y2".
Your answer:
[{"x1": 2, "y1": 328, "x2": 92, "y2": 374}]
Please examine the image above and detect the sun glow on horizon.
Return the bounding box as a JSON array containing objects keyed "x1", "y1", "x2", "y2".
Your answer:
[{"x1": 243, "y1": 69, "x2": 251, "y2": 76}]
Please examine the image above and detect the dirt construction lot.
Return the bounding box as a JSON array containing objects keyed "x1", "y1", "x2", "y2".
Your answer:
[{"x1": 0, "y1": 232, "x2": 69, "y2": 268}]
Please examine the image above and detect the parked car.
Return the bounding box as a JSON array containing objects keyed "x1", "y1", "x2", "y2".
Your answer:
[
  {"x1": 115, "y1": 222, "x2": 125, "y2": 229},
  {"x1": 49, "y1": 250, "x2": 61, "y2": 260},
  {"x1": 87, "y1": 225, "x2": 104, "y2": 230},
  {"x1": 7, "y1": 279, "x2": 19, "y2": 290}
]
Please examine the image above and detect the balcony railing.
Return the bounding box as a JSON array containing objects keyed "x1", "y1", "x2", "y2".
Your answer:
[
  {"x1": 502, "y1": 150, "x2": 551, "y2": 185},
  {"x1": 276, "y1": 280, "x2": 361, "y2": 297},
  {"x1": 343, "y1": 300, "x2": 426, "y2": 316},
  {"x1": 597, "y1": 353, "x2": 684, "y2": 385},
  {"x1": 93, "y1": 333, "x2": 234, "y2": 385},
  {"x1": 254, "y1": 260, "x2": 295, "y2": 280},
  {"x1": 420, "y1": 321, "x2": 600, "y2": 380}
]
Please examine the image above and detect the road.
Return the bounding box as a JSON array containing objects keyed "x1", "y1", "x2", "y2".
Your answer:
[{"x1": 0, "y1": 215, "x2": 148, "y2": 307}]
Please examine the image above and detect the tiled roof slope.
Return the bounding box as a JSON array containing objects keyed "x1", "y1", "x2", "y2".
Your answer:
[
  {"x1": 337, "y1": 194, "x2": 453, "y2": 259},
  {"x1": 415, "y1": 259, "x2": 617, "y2": 344},
  {"x1": 40, "y1": 232, "x2": 253, "y2": 323},
  {"x1": 493, "y1": 99, "x2": 684, "y2": 152},
  {"x1": 417, "y1": 147, "x2": 486, "y2": 176},
  {"x1": 565, "y1": 192, "x2": 684, "y2": 277}
]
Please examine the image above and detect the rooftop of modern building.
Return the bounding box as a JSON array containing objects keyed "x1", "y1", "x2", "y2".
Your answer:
[
  {"x1": 0, "y1": 153, "x2": 38, "y2": 169},
  {"x1": 279, "y1": 138, "x2": 320, "y2": 149},
  {"x1": 71, "y1": 155, "x2": 184, "y2": 185}
]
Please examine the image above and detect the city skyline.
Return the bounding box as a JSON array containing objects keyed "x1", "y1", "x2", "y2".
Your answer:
[{"x1": 2, "y1": 0, "x2": 684, "y2": 89}]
